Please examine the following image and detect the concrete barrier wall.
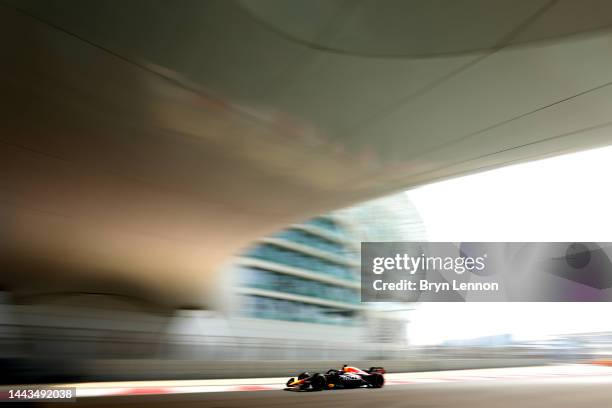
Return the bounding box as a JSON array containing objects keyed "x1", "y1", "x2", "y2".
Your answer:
[{"x1": 84, "y1": 358, "x2": 552, "y2": 381}]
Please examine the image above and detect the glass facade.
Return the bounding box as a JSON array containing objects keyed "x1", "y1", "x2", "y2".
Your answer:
[
  {"x1": 306, "y1": 217, "x2": 344, "y2": 235},
  {"x1": 236, "y1": 217, "x2": 359, "y2": 325},
  {"x1": 237, "y1": 267, "x2": 358, "y2": 304},
  {"x1": 239, "y1": 295, "x2": 356, "y2": 325},
  {"x1": 272, "y1": 228, "x2": 345, "y2": 255},
  {"x1": 244, "y1": 243, "x2": 356, "y2": 280}
]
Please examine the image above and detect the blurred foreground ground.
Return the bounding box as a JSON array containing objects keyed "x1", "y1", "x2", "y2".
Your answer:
[{"x1": 23, "y1": 365, "x2": 612, "y2": 407}]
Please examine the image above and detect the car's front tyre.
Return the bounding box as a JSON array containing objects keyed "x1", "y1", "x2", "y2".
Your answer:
[{"x1": 310, "y1": 373, "x2": 327, "y2": 391}]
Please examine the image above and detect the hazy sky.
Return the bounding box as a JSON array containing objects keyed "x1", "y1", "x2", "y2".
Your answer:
[{"x1": 404, "y1": 145, "x2": 612, "y2": 345}]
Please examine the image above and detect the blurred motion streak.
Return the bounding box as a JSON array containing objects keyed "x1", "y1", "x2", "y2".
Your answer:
[{"x1": 4, "y1": 0, "x2": 612, "y2": 389}]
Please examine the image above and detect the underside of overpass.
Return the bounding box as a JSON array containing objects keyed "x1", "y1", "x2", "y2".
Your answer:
[{"x1": 1, "y1": 0, "x2": 612, "y2": 310}]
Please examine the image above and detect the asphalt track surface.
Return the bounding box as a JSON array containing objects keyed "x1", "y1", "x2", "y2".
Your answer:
[{"x1": 33, "y1": 365, "x2": 612, "y2": 407}]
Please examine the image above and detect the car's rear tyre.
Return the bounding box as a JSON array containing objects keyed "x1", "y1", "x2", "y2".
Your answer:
[
  {"x1": 311, "y1": 373, "x2": 327, "y2": 391},
  {"x1": 370, "y1": 373, "x2": 384, "y2": 388}
]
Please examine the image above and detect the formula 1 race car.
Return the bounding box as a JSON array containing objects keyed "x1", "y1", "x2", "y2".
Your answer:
[{"x1": 285, "y1": 365, "x2": 385, "y2": 391}]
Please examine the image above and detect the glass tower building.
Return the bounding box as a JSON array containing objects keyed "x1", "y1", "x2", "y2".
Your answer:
[
  {"x1": 232, "y1": 193, "x2": 426, "y2": 334},
  {"x1": 234, "y1": 216, "x2": 362, "y2": 326}
]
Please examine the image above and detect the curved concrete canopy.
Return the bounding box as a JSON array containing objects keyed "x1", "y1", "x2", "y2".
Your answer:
[
  {"x1": 2, "y1": 0, "x2": 612, "y2": 309},
  {"x1": 239, "y1": 0, "x2": 612, "y2": 56}
]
